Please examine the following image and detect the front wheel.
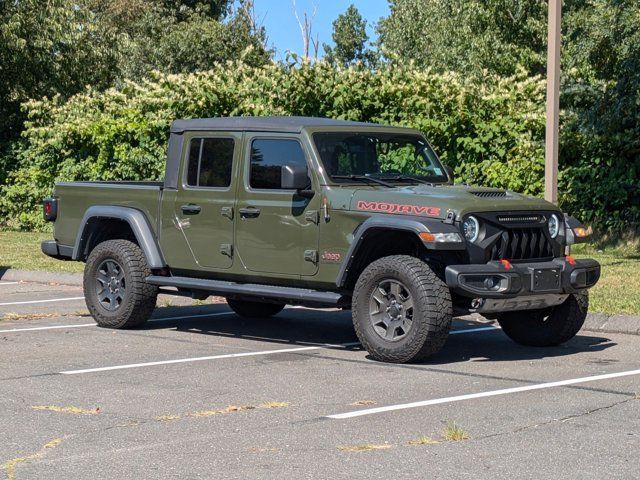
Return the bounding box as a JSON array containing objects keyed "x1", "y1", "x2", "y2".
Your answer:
[
  {"x1": 84, "y1": 240, "x2": 158, "y2": 329},
  {"x1": 497, "y1": 293, "x2": 588, "y2": 347},
  {"x1": 352, "y1": 255, "x2": 452, "y2": 363}
]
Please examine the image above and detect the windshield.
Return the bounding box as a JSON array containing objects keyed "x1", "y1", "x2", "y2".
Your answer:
[{"x1": 313, "y1": 132, "x2": 449, "y2": 184}]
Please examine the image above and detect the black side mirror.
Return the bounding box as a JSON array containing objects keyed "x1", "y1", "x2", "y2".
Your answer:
[
  {"x1": 444, "y1": 165, "x2": 454, "y2": 182},
  {"x1": 281, "y1": 164, "x2": 309, "y2": 190}
]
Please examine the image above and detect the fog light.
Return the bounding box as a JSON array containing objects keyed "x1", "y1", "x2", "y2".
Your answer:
[{"x1": 484, "y1": 276, "x2": 499, "y2": 290}]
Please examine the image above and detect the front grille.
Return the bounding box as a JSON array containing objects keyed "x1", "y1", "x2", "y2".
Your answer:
[
  {"x1": 489, "y1": 227, "x2": 553, "y2": 261},
  {"x1": 471, "y1": 190, "x2": 507, "y2": 198},
  {"x1": 497, "y1": 214, "x2": 543, "y2": 223}
]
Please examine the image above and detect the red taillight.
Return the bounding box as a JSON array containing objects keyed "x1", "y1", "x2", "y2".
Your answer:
[{"x1": 43, "y1": 198, "x2": 57, "y2": 221}]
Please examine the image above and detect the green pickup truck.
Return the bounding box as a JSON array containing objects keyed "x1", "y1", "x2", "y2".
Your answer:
[{"x1": 42, "y1": 117, "x2": 600, "y2": 363}]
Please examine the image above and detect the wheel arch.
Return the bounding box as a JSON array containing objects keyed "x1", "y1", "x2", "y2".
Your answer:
[
  {"x1": 72, "y1": 206, "x2": 166, "y2": 268},
  {"x1": 336, "y1": 216, "x2": 464, "y2": 290}
]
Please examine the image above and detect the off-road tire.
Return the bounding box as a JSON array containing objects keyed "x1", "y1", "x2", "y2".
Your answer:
[
  {"x1": 84, "y1": 240, "x2": 158, "y2": 328},
  {"x1": 497, "y1": 292, "x2": 588, "y2": 347},
  {"x1": 226, "y1": 299, "x2": 285, "y2": 318},
  {"x1": 352, "y1": 255, "x2": 452, "y2": 363}
]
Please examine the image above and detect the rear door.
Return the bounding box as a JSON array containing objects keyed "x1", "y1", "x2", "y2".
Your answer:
[
  {"x1": 235, "y1": 134, "x2": 320, "y2": 276},
  {"x1": 163, "y1": 132, "x2": 240, "y2": 270}
]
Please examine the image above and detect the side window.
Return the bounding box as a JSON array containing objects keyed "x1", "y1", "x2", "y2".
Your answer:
[
  {"x1": 250, "y1": 139, "x2": 307, "y2": 190},
  {"x1": 186, "y1": 137, "x2": 235, "y2": 188}
]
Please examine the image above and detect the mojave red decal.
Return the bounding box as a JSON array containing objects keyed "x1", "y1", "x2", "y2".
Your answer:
[{"x1": 356, "y1": 201, "x2": 441, "y2": 217}]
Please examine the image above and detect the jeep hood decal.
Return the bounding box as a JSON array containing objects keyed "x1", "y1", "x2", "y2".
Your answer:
[{"x1": 349, "y1": 184, "x2": 554, "y2": 219}]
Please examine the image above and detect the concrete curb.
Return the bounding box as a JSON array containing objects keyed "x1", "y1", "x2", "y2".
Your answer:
[
  {"x1": 582, "y1": 313, "x2": 640, "y2": 336},
  {"x1": 1, "y1": 268, "x2": 638, "y2": 336},
  {"x1": 0, "y1": 268, "x2": 83, "y2": 287}
]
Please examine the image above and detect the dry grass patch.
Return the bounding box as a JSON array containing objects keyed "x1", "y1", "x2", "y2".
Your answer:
[
  {"x1": 407, "y1": 435, "x2": 440, "y2": 446},
  {"x1": 337, "y1": 443, "x2": 392, "y2": 453},
  {"x1": 2, "y1": 438, "x2": 63, "y2": 480},
  {"x1": 32, "y1": 405, "x2": 100, "y2": 415},
  {"x1": 156, "y1": 415, "x2": 181, "y2": 421},
  {"x1": 442, "y1": 421, "x2": 470, "y2": 441},
  {"x1": 350, "y1": 400, "x2": 376, "y2": 406},
  {"x1": 1, "y1": 313, "x2": 57, "y2": 321},
  {"x1": 259, "y1": 401, "x2": 290, "y2": 409},
  {"x1": 161, "y1": 401, "x2": 290, "y2": 421},
  {"x1": 189, "y1": 404, "x2": 256, "y2": 417}
]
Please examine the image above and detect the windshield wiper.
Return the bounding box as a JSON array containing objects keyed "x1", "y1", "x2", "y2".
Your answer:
[
  {"x1": 332, "y1": 175, "x2": 394, "y2": 188},
  {"x1": 379, "y1": 175, "x2": 433, "y2": 185}
]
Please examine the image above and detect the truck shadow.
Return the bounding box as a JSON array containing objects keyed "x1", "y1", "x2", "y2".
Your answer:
[{"x1": 145, "y1": 305, "x2": 617, "y2": 365}]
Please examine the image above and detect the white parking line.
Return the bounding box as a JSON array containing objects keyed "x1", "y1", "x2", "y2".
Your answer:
[
  {"x1": 0, "y1": 281, "x2": 20, "y2": 285},
  {"x1": 450, "y1": 326, "x2": 500, "y2": 335},
  {"x1": 0, "y1": 296, "x2": 85, "y2": 307},
  {"x1": 0, "y1": 311, "x2": 234, "y2": 333},
  {"x1": 61, "y1": 342, "x2": 361, "y2": 375},
  {"x1": 0, "y1": 323, "x2": 96, "y2": 333},
  {"x1": 60, "y1": 326, "x2": 498, "y2": 375},
  {"x1": 326, "y1": 368, "x2": 640, "y2": 419}
]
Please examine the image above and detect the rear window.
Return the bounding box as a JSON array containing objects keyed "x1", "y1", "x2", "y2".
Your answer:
[{"x1": 186, "y1": 137, "x2": 235, "y2": 188}]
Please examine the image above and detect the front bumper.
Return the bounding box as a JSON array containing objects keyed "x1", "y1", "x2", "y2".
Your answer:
[{"x1": 445, "y1": 258, "x2": 600, "y2": 312}]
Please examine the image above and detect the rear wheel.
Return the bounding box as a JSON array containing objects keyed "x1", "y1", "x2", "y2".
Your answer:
[
  {"x1": 226, "y1": 299, "x2": 285, "y2": 318},
  {"x1": 84, "y1": 240, "x2": 158, "y2": 328},
  {"x1": 352, "y1": 255, "x2": 452, "y2": 363},
  {"x1": 497, "y1": 293, "x2": 588, "y2": 347}
]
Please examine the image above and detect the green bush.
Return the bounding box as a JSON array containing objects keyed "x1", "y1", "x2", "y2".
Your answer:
[{"x1": 1, "y1": 60, "x2": 636, "y2": 232}]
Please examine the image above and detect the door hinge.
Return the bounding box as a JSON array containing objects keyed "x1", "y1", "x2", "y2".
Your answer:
[
  {"x1": 304, "y1": 249, "x2": 318, "y2": 263},
  {"x1": 305, "y1": 210, "x2": 320, "y2": 225},
  {"x1": 220, "y1": 244, "x2": 233, "y2": 257},
  {"x1": 221, "y1": 206, "x2": 234, "y2": 220}
]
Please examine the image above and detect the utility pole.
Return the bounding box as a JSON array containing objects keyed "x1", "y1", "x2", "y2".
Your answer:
[{"x1": 545, "y1": 0, "x2": 561, "y2": 204}]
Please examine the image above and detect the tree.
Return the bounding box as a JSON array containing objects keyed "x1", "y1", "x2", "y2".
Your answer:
[
  {"x1": 377, "y1": 0, "x2": 548, "y2": 76},
  {"x1": 0, "y1": 0, "x2": 119, "y2": 142},
  {"x1": 161, "y1": 0, "x2": 232, "y2": 21},
  {"x1": 323, "y1": 5, "x2": 374, "y2": 67}
]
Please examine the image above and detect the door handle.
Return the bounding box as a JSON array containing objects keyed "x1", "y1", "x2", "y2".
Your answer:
[
  {"x1": 239, "y1": 207, "x2": 261, "y2": 219},
  {"x1": 181, "y1": 204, "x2": 201, "y2": 215}
]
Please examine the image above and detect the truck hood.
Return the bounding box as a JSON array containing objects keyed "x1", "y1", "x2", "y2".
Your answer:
[{"x1": 348, "y1": 185, "x2": 558, "y2": 220}]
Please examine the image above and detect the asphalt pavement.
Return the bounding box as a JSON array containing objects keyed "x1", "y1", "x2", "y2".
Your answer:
[{"x1": 1, "y1": 280, "x2": 638, "y2": 479}]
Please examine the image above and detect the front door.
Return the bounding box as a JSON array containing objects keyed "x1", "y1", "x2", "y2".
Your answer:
[
  {"x1": 167, "y1": 132, "x2": 240, "y2": 270},
  {"x1": 235, "y1": 135, "x2": 320, "y2": 276}
]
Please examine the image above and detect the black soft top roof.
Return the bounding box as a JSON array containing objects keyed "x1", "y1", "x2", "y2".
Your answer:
[{"x1": 170, "y1": 116, "x2": 414, "y2": 134}]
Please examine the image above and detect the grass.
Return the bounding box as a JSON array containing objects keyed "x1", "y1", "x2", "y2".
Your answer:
[
  {"x1": 573, "y1": 244, "x2": 640, "y2": 315},
  {"x1": 0, "y1": 231, "x2": 83, "y2": 273},
  {"x1": 1, "y1": 230, "x2": 639, "y2": 315},
  {"x1": 441, "y1": 421, "x2": 470, "y2": 441}
]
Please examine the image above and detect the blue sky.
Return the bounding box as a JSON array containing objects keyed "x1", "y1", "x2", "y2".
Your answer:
[{"x1": 251, "y1": 1, "x2": 390, "y2": 59}]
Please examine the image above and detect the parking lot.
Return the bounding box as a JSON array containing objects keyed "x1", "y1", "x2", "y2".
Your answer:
[{"x1": 1, "y1": 280, "x2": 639, "y2": 480}]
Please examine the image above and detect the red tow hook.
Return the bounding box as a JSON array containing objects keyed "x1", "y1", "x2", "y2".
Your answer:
[
  {"x1": 499, "y1": 259, "x2": 512, "y2": 270},
  {"x1": 566, "y1": 255, "x2": 576, "y2": 266}
]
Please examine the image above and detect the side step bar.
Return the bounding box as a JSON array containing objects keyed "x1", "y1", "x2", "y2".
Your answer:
[{"x1": 146, "y1": 276, "x2": 350, "y2": 308}]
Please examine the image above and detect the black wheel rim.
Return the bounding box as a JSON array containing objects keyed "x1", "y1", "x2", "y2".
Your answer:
[
  {"x1": 96, "y1": 259, "x2": 126, "y2": 312},
  {"x1": 369, "y1": 279, "x2": 414, "y2": 342}
]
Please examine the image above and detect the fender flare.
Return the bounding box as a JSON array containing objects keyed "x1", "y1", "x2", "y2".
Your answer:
[
  {"x1": 335, "y1": 216, "x2": 464, "y2": 288},
  {"x1": 72, "y1": 206, "x2": 166, "y2": 268}
]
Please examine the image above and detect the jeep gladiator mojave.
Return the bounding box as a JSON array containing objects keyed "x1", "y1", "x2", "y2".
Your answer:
[{"x1": 42, "y1": 117, "x2": 600, "y2": 363}]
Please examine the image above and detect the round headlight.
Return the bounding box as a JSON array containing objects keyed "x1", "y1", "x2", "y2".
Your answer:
[
  {"x1": 548, "y1": 214, "x2": 560, "y2": 238},
  {"x1": 462, "y1": 216, "x2": 479, "y2": 243}
]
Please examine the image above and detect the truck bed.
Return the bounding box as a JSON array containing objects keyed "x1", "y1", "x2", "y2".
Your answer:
[{"x1": 52, "y1": 181, "x2": 164, "y2": 248}]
